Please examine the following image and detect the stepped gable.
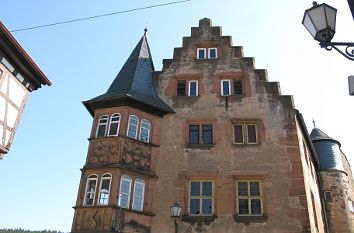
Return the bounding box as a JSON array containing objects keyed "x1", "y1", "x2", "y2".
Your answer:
[{"x1": 83, "y1": 30, "x2": 174, "y2": 117}]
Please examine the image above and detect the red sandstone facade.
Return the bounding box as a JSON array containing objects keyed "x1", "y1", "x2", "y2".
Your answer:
[{"x1": 71, "y1": 18, "x2": 354, "y2": 233}]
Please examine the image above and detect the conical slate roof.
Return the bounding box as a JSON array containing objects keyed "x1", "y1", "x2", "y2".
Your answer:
[
  {"x1": 83, "y1": 31, "x2": 173, "y2": 116},
  {"x1": 310, "y1": 128, "x2": 332, "y2": 141}
]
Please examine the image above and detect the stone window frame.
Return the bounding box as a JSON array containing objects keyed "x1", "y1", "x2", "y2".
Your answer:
[
  {"x1": 197, "y1": 48, "x2": 207, "y2": 59},
  {"x1": 118, "y1": 174, "x2": 146, "y2": 212},
  {"x1": 97, "y1": 173, "x2": 112, "y2": 206},
  {"x1": 233, "y1": 121, "x2": 259, "y2": 145},
  {"x1": 208, "y1": 48, "x2": 217, "y2": 59},
  {"x1": 187, "y1": 123, "x2": 214, "y2": 146},
  {"x1": 236, "y1": 180, "x2": 263, "y2": 216},
  {"x1": 83, "y1": 174, "x2": 98, "y2": 206},
  {"x1": 188, "y1": 80, "x2": 198, "y2": 96},
  {"x1": 220, "y1": 79, "x2": 231, "y2": 96},
  {"x1": 188, "y1": 180, "x2": 214, "y2": 216},
  {"x1": 196, "y1": 47, "x2": 218, "y2": 60}
]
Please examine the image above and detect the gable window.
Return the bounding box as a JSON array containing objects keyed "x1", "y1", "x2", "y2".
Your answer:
[
  {"x1": 84, "y1": 175, "x2": 98, "y2": 206},
  {"x1": 234, "y1": 123, "x2": 258, "y2": 144},
  {"x1": 139, "y1": 119, "x2": 151, "y2": 143},
  {"x1": 234, "y1": 80, "x2": 243, "y2": 95},
  {"x1": 236, "y1": 181, "x2": 262, "y2": 216},
  {"x1": 197, "y1": 48, "x2": 206, "y2": 59},
  {"x1": 132, "y1": 179, "x2": 145, "y2": 211},
  {"x1": 208, "y1": 48, "x2": 217, "y2": 59},
  {"x1": 108, "y1": 113, "x2": 121, "y2": 136},
  {"x1": 118, "y1": 175, "x2": 132, "y2": 209},
  {"x1": 189, "y1": 181, "x2": 213, "y2": 216},
  {"x1": 188, "y1": 80, "x2": 198, "y2": 96},
  {"x1": 177, "y1": 80, "x2": 186, "y2": 96},
  {"x1": 221, "y1": 80, "x2": 231, "y2": 96},
  {"x1": 98, "y1": 174, "x2": 111, "y2": 205},
  {"x1": 127, "y1": 115, "x2": 139, "y2": 139},
  {"x1": 96, "y1": 116, "x2": 109, "y2": 138}
]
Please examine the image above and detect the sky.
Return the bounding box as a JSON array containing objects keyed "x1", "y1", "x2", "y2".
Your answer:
[{"x1": 0, "y1": 0, "x2": 353, "y2": 232}]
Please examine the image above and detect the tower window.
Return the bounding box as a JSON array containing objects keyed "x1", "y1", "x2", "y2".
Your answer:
[
  {"x1": 96, "y1": 116, "x2": 109, "y2": 138},
  {"x1": 108, "y1": 113, "x2": 121, "y2": 136},
  {"x1": 221, "y1": 80, "x2": 231, "y2": 96},
  {"x1": 118, "y1": 175, "x2": 132, "y2": 209},
  {"x1": 139, "y1": 119, "x2": 151, "y2": 143},
  {"x1": 83, "y1": 175, "x2": 98, "y2": 206},
  {"x1": 127, "y1": 115, "x2": 139, "y2": 139},
  {"x1": 188, "y1": 80, "x2": 198, "y2": 96},
  {"x1": 189, "y1": 180, "x2": 213, "y2": 216},
  {"x1": 236, "y1": 181, "x2": 262, "y2": 216},
  {"x1": 98, "y1": 174, "x2": 111, "y2": 205},
  {"x1": 197, "y1": 48, "x2": 206, "y2": 59},
  {"x1": 132, "y1": 179, "x2": 145, "y2": 211},
  {"x1": 208, "y1": 48, "x2": 217, "y2": 59}
]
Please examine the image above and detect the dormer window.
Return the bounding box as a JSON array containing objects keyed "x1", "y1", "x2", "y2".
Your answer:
[
  {"x1": 197, "y1": 48, "x2": 206, "y2": 59},
  {"x1": 221, "y1": 80, "x2": 231, "y2": 96}
]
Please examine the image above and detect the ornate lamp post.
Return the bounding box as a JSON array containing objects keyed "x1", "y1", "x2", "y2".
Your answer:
[
  {"x1": 302, "y1": 1, "x2": 354, "y2": 61},
  {"x1": 170, "y1": 201, "x2": 182, "y2": 233}
]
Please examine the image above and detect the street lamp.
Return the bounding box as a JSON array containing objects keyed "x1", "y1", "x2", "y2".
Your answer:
[
  {"x1": 170, "y1": 201, "x2": 182, "y2": 233},
  {"x1": 302, "y1": 1, "x2": 354, "y2": 61}
]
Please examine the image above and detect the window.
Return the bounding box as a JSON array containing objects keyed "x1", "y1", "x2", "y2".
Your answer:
[
  {"x1": 189, "y1": 181, "x2": 213, "y2": 215},
  {"x1": 208, "y1": 48, "x2": 217, "y2": 59},
  {"x1": 236, "y1": 181, "x2": 262, "y2": 216},
  {"x1": 127, "y1": 115, "x2": 139, "y2": 139},
  {"x1": 221, "y1": 80, "x2": 231, "y2": 96},
  {"x1": 188, "y1": 124, "x2": 213, "y2": 145},
  {"x1": 118, "y1": 175, "x2": 132, "y2": 208},
  {"x1": 349, "y1": 199, "x2": 354, "y2": 213},
  {"x1": 108, "y1": 113, "x2": 121, "y2": 136},
  {"x1": 234, "y1": 80, "x2": 243, "y2": 95},
  {"x1": 84, "y1": 175, "x2": 98, "y2": 206},
  {"x1": 139, "y1": 119, "x2": 151, "y2": 142},
  {"x1": 197, "y1": 48, "x2": 206, "y2": 59},
  {"x1": 324, "y1": 191, "x2": 332, "y2": 202},
  {"x1": 177, "y1": 80, "x2": 186, "y2": 96},
  {"x1": 132, "y1": 179, "x2": 145, "y2": 211},
  {"x1": 234, "y1": 123, "x2": 258, "y2": 144},
  {"x1": 188, "y1": 80, "x2": 198, "y2": 96},
  {"x1": 96, "y1": 116, "x2": 109, "y2": 137},
  {"x1": 98, "y1": 174, "x2": 111, "y2": 205}
]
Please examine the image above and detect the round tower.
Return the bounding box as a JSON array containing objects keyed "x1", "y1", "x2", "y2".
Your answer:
[{"x1": 310, "y1": 128, "x2": 354, "y2": 233}]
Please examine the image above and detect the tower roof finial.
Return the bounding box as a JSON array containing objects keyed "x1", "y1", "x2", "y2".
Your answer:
[
  {"x1": 144, "y1": 27, "x2": 147, "y2": 36},
  {"x1": 312, "y1": 118, "x2": 316, "y2": 128}
]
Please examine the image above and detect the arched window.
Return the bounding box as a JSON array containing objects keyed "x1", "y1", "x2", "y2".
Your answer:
[
  {"x1": 96, "y1": 115, "x2": 109, "y2": 137},
  {"x1": 139, "y1": 119, "x2": 151, "y2": 142},
  {"x1": 84, "y1": 175, "x2": 98, "y2": 206},
  {"x1": 132, "y1": 178, "x2": 145, "y2": 211},
  {"x1": 108, "y1": 113, "x2": 121, "y2": 136},
  {"x1": 98, "y1": 174, "x2": 112, "y2": 205},
  {"x1": 118, "y1": 175, "x2": 132, "y2": 208},
  {"x1": 127, "y1": 115, "x2": 139, "y2": 139}
]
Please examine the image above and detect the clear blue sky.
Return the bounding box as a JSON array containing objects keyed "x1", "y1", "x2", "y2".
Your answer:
[{"x1": 0, "y1": 0, "x2": 353, "y2": 231}]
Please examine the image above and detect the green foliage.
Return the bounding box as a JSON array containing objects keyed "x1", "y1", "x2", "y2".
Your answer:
[{"x1": 0, "y1": 229, "x2": 64, "y2": 233}]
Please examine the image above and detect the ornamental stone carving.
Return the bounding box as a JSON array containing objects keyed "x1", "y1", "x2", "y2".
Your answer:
[
  {"x1": 88, "y1": 138, "x2": 120, "y2": 164},
  {"x1": 121, "y1": 139, "x2": 151, "y2": 171}
]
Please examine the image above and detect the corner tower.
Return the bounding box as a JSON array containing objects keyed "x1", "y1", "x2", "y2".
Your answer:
[
  {"x1": 71, "y1": 31, "x2": 173, "y2": 233},
  {"x1": 310, "y1": 128, "x2": 354, "y2": 232}
]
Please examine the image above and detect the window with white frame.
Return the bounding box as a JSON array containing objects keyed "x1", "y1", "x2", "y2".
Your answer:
[
  {"x1": 118, "y1": 175, "x2": 132, "y2": 208},
  {"x1": 188, "y1": 80, "x2": 198, "y2": 96},
  {"x1": 108, "y1": 113, "x2": 121, "y2": 136},
  {"x1": 221, "y1": 79, "x2": 231, "y2": 96},
  {"x1": 84, "y1": 175, "x2": 98, "y2": 206},
  {"x1": 236, "y1": 181, "x2": 262, "y2": 216},
  {"x1": 132, "y1": 179, "x2": 145, "y2": 211},
  {"x1": 189, "y1": 180, "x2": 213, "y2": 215},
  {"x1": 197, "y1": 48, "x2": 206, "y2": 59},
  {"x1": 208, "y1": 48, "x2": 217, "y2": 59},
  {"x1": 234, "y1": 123, "x2": 258, "y2": 144},
  {"x1": 98, "y1": 174, "x2": 112, "y2": 205},
  {"x1": 139, "y1": 119, "x2": 151, "y2": 142},
  {"x1": 96, "y1": 116, "x2": 109, "y2": 137},
  {"x1": 127, "y1": 115, "x2": 139, "y2": 139}
]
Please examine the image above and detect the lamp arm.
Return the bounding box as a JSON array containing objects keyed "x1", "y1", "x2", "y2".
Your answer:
[{"x1": 320, "y1": 41, "x2": 354, "y2": 61}]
